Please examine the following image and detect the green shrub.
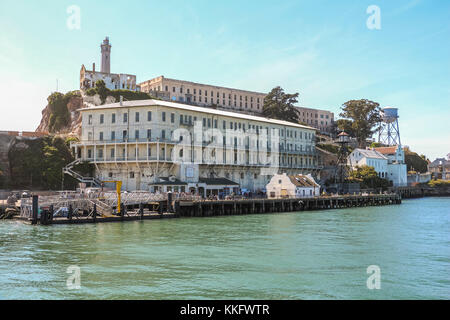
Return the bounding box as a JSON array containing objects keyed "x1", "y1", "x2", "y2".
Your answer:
[{"x1": 428, "y1": 179, "x2": 450, "y2": 188}]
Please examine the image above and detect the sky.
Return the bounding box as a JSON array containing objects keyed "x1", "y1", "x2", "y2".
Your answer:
[{"x1": 0, "y1": 0, "x2": 448, "y2": 160}]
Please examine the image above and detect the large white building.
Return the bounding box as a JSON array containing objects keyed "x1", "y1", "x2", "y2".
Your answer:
[
  {"x1": 348, "y1": 146, "x2": 407, "y2": 187},
  {"x1": 70, "y1": 99, "x2": 320, "y2": 195}
]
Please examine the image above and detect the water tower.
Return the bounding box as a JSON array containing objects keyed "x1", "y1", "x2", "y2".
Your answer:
[{"x1": 378, "y1": 107, "x2": 401, "y2": 146}]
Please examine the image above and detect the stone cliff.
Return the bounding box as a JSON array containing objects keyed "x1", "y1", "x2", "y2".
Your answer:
[{"x1": 35, "y1": 91, "x2": 118, "y2": 136}]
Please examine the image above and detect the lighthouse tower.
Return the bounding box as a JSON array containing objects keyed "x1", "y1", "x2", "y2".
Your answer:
[{"x1": 100, "y1": 37, "x2": 111, "y2": 74}]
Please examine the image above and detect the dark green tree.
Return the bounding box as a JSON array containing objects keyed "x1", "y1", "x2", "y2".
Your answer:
[
  {"x1": 339, "y1": 99, "x2": 382, "y2": 148},
  {"x1": 262, "y1": 86, "x2": 300, "y2": 123},
  {"x1": 48, "y1": 92, "x2": 72, "y2": 133},
  {"x1": 336, "y1": 119, "x2": 356, "y2": 137},
  {"x1": 347, "y1": 165, "x2": 391, "y2": 189}
]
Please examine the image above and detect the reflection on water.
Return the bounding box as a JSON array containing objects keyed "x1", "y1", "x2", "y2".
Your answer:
[{"x1": 0, "y1": 197, "x2": 449, "y2": 299}]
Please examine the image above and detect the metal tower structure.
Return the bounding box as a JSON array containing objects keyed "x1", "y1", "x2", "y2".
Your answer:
[
  {"x1": 378, "y1": 107, "x2": 401, "y2": 146},
  {"x1": 334, "y1": 132, "x2": 351, "y2": 194}
]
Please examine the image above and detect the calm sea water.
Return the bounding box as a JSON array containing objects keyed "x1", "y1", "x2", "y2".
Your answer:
[{"x1": 0, "y1": 197, "x2": 449, "y2": 300}]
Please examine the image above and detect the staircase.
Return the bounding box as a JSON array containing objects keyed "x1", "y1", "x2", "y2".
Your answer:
[{"x1": 63, "y1": 159, "x2": 102, "y2": 187}]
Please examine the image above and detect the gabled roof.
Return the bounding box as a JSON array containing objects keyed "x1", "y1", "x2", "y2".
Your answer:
[
  {"x1": 78, "y1": 99, "x2": 317, "y2": 131},
  {"x1": 288, "y1": 175, "x2": 319, "y2": 188},
  {"x1": 352, "y1": 148, "x2": 388, "y2": 160},
  {"x1": 374, "y1": 146, "x2": 398, "y2": 155}
]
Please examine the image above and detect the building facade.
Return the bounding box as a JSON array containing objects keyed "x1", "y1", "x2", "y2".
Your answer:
[
  {"x1": 80, "y1": 37, "x2": 139, "y2": 92},
  {"x1": 266, "y1": 173, "x2": 320, "y2": 198},
  {"x1": 296, "y1": 107, "x2": 334, "y2": 134},
  {"x1": 70, "y1": 99, "x2": 320, "y2": 194},
  {"x1": 139, "y1": 76, "x2": 266, "y2": 115},
  {"x1": 348, "y1": 146, "x2": 407, "y2": 187},
  {"x1": 429, "y1": 155, "x2": 450, "y2": 180}
]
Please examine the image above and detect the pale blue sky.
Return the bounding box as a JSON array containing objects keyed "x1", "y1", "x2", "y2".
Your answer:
[{"x1": 0, "y1": 0, "x2": 448, "y2": 159}]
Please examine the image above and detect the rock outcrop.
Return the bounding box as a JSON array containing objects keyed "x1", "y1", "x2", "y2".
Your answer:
[{"x1": 35, "y1": 91, "x2": 118, "y2": 136}]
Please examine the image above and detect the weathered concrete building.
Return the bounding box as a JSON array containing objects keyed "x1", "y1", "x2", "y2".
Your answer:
[
  {"x1": 296, "y1": 107, "x2": 334, "y2": 134},
  {"x1": 139, "y1": 76, "x2": 266, "y2": 115},
  {"x1": 70, "y1": 99, "x2": 320, "y2": 194},
  {"x1": 80, "y1": 37, "x2": 139, "y2": 92},
  {"x1": 429, "y1": 155, "x2": 450, "y2": 180}
]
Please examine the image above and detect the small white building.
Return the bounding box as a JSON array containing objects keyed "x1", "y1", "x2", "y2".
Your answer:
[
  {"x1": 348, "y1": 148, "x2": 389, "y2": 178},
  {"x1": 374, "y1": 146, "x2": 407, "y2": 187},
  {"x1": 348, "y1": 146, "x2": 407, "y2": 187},
  {"x1": 266, "y1": 173, "x2": 320, "y2": 198}
]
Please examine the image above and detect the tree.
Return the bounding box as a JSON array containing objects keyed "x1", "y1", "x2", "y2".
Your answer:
[
  {"x1": 336, "y1": 119, "x2": 356, "y2": 137},
  {"x1": 48, "y1": 92, "x2": 72, "y2": 133},
  {"x1": 262, "y1": 86, "x2": 300, "y2": 123},
  {"x1": 347, "y1": 165, "x2": 391, "y2": 189},
  {"x1": 405, "y1": 149, "x2": 429, "y2": 173},
  {"x1": 339, "y1": 99, "x2": 382, "y2": 148}
]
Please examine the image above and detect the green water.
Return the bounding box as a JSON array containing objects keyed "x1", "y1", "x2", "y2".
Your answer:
[{"x1": 0, "y1": 197, "x2": 449, "y2": 299}]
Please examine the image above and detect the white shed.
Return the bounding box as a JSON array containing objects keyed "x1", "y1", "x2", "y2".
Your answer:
[{"x1": 266, "y1": 173, "x2": 320, "y2": 198}]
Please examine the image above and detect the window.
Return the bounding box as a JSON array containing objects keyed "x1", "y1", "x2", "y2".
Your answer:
[
  {"x1": 110, "y1": 149, "x2": 114, "y2": 158},
  {"x1": 161, "y1": 130, "x2": 166, "y2": 139},
  {"x1": 172, "y1": 87, "x2": 176, "y2": 92},
  {"x1": 100, "y1": 114, "x2": 104, "y2": 124},
  {"x1": 108, "y1": 171, "x2": 113, "y2": 178},
  {"x1": 135, "y1": 112, "x2": 139, "y2": 122},
  {"x1": 135, "y1": 130, "x2": 139, "y2": 139},
  {"x1": 111, "y1": 131, "x2": 115, "y2": 140},
  {"x1": 162, "y1": 112, "x2": 166, "y2": 122},
  {"x1": 147, "y1": 111, "x2": 152, "y2": 121},
  {"x1": 130, "y1": 172, "x2": 135, "y2": 179},
  {"x1": 112, "y1": 113, "x2": 116, "y2": 123},
  {"x1": 123, "y1": 113, "x2": 128, "y2": 123},
  {"x1": 88, "y1": 114, "x2": 92, "y2": 125},
  {"x1": 171, "y1": 113, "x2": 175, "y2": 123},
  {"x1": 147, "y1": 129, "x2": 151, "y2": 139},
  {"x1": 123, "y1": 130, "x2": 127, "y2": 140},
  {"x1": 99, "y1": 132, "x2": 103, "y2": 141},
  {"x1": 180, "y1": 87, "x2": 183, "y2": 93}
]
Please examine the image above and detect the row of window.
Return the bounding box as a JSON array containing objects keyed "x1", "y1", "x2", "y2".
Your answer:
[
  {"x1": 301, "y1": 112, "x2": 331, "y2": 119},
  {"x1": 87, "y1": 146, "x2": 316, "y2": 167},
  {"x1": 88, "y1": 112, "x2": 315, "y2": 140},
  {"x1": 150, "y1": 85, "x2": 262, "y2": 103}
]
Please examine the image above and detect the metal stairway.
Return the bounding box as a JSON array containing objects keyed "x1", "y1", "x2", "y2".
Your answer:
[{"x1": 63, "y1": 159, "x2": 102, "y2": 187}]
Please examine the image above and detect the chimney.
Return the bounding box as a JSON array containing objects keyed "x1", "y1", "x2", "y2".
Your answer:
[{"x1": 92, "y1": 63, "x2": 95, "y2": 73}]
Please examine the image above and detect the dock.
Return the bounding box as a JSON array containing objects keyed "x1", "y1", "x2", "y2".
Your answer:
[
  {"x1": 14, "y1": 193, "x2": 401, "y2": 225},
  {"x1": 175, "y1": 194, "x2": 401, "y2": 217}
]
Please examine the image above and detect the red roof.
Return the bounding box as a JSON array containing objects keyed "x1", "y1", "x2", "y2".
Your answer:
[{"x1": 374, "y1": 146, "x2": 398, "y2": 154}]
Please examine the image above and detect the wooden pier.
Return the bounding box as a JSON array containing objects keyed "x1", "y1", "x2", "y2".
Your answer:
[
  {"x1": 174, "y1": 194, "x2": 402, "y2": 218},
  {"x1": 16, "y1": 193, "x2": 401, "y2": 225}
]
